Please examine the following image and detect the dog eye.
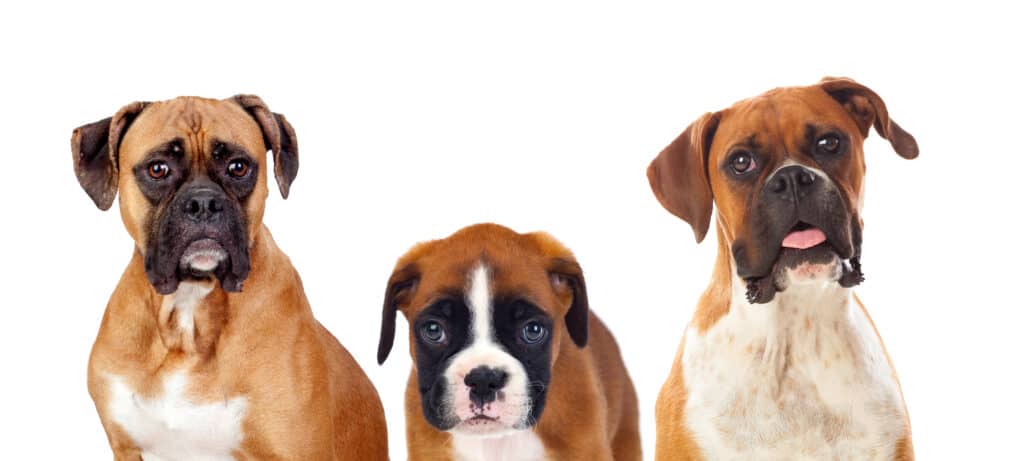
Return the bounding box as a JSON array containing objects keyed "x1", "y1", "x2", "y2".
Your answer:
[
  {"x1": 815, "y1": 134, "x2": 843, "y2": 155},
  {"x1": 521, "y1": 322, "x2": 548, "y2": 344},
  {"x1": 227, "y1": 159, "x2": 250, "y2": 178},
  {"x1": 729, "y1": 152, "x2": 757, "y2": 175},
  {"x1": 420, "y1": 321, "x2": 447, "y2": 344},
  {"x1": 147, "y1": 161, "x2": 170, "y2": 180}
]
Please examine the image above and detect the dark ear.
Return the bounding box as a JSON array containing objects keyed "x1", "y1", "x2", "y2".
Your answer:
[
  {"x1": 70, "y1": 101, "x2": 148, "y2": 210},
  {"x1": 549, "y1": 258, "x2": 589, "y2": 348},
  {"x1": 231, "y1": 95, "x2": 300, "y2": 198},
  {"x1": 647, "y1": 111, "x2": 721, "y2": 243},
  {"x1": 378, "y1": 264, "x2": 420, "y2": 365},
  {"x1": 819, "y1": 77, "x2": 918, "y2": 159}
]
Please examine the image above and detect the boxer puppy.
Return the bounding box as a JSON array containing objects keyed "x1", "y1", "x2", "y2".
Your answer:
[
  {"x1": 71, "y1": 95, "x2": 387, "y2": 460},
  {"x1": 377, "y1": 223, "x2": 641, "y2": 460},
  {"x1": 647, "y1": 78, "x2": 916, "y2": 460}
]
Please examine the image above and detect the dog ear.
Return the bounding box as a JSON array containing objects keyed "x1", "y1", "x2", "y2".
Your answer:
[
  {"x1": 70, "y1": 101, "x2": 148, "y2": 210},
  {"x1": 818, "y1": 77, "x2": 918, "y2": 159},
  {"x1": 231, "y1": 95, "x2": 300, "y2": 198},
  {"x1": 647, "y1": 111, "x2": 721, "y2": 243},
  {"x1": 378, "y1": 263, "x2": 420, "y2": 365},
  {"x1": 548, "y1": 258, "x2": 589, "y2": 348}
]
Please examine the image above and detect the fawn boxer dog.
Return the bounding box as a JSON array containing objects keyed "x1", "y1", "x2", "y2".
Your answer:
[
  {"x1": 377, "y1": 223, "x2": 641, "y2": 460},
  {"x1": 71, "y1": 95, "x2": 387, "y2": 460},
  {"x1": 647, "y1": 77, "x2": 916, "y2": 460}
]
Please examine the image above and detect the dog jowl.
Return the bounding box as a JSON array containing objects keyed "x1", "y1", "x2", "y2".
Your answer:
[{"x1": 71, "y1": 95, "x2": 298, "y2": 294}]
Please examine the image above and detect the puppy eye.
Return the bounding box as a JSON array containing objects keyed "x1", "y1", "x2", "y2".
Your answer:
[
  {"x1": 729, "y1": 151, "x2": 757, "y2": 175},
  {"x1": 227, "y1": 159, "x2": 250, "y2": 178},
  {"x1": 815, "y1": 134, "x2": 843, "y2": 155},
  {"x1": 521, "y1": 322, "x2": 548, "y2": 345},
  {"x1": 420, "y1": 321, "x2": 447, "y2": 344},
  {"x1": 147, "y1": 161, "x2": 170, "y2": 180}
]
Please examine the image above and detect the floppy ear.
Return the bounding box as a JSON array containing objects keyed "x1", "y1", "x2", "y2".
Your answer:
[
  {"x1": 231, "y1": 95, "x2": 300, "y2": 198},
  {"x1": 378, "y1": 264, "x2": 420, "y2": 365},
  {"x1": 818, "y1": 77, "x2": 918, "y2": 159},
  {"x1": 70, "y1": 101, "x2": 148, "y2": 210},
  {"x1": 647, "y1": 111, "x2": 721, "y2": 243},
  {"x1": 548, "y1": 258, "x2": 589, "y2": 348}
]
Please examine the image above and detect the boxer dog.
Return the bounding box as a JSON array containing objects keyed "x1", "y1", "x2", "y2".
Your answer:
[
  {"x1": 71, "y1": 95, "x2": 387, "y2": 460},
  {"x1": 377, "y1": 223, "x2": 641, "y2": 460},
  {"x1": 647, "y1": 77, "x2": 916, "y2": 460}
]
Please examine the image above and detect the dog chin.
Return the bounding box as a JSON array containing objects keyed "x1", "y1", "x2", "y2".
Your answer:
[
  {"x1": 179, "y1": 238, "x2": 228, "y2": 274},
  {"x1": 745, "y1": 243, "x2": 864, "y2": 304},
  {"x1": 773, "y1": 245, "x2": 843, "y2": 287},
  {"x1": 450, "y1": 417, "x2": 523, "y2": 437}
]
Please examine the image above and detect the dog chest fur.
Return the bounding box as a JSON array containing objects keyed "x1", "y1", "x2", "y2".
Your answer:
[
  {"x1": 680, "y1": 280, "x2": 907, "y2": 460},
  {"x1": 451, "y1": 430, "x2": 547, "y2": 460},
  {"x1": 106, "y1": 371, "x2": 248, "y2": 461}
]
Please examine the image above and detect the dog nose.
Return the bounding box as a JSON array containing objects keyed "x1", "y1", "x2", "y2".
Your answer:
[
  {"x1": 183, "y1": 189, "x2": 224, "y2": 221},
  {"x1": 767, "y1": 165, "x2": 817, "y2": 200},
  {"x1": 464, "y1": 366, "x2": 508, "y2": 405}
]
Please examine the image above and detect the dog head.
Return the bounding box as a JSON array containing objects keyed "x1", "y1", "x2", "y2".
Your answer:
[
  {"x1": 70, "y1": 95, "x2": 298, "y2": 294},
  {"x1": 377, "y1": 223, "x2": 589, "y2": 437},
  {"x1": 648, "y1": 77, "x2": 917, "y2": 302}
]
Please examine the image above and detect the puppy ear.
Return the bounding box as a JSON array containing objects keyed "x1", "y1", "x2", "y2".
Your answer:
[
  {"x1": 231, "y1": 95, "x2": 300, "y2": 198},
  {"x1": 70, "y1": 101, "x2": 148, "y2": 210},
  {"x1": 378, "y1": 264, "x2": 420, "y2": 365},
  {"x1": 819, "y1": 77, "x2": 919, "y2": 159},
  {"x1": 647, "y1": 111, "x2": 721, "y2": 243},
  {"x1": 548, "y1": 258, "x2": 589, "y2": 348}
]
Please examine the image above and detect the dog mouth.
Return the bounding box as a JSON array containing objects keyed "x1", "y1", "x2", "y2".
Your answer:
[
  {"x1": 453, "y1": 414, "x2": 518, "y2": 436},
  {"x1": 781, "y1": 221, "x2": 828, "y2": 250},
  {"x1": 744, "y1": 221, "x2": 864, "y2": 304},
  {"x1": 146, "y1": 229, "x2": 250, "y2": 296}
]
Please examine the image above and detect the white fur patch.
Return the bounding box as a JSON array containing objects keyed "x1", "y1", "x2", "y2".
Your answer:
[
  {"x1": 106, "y1": 372, "x2": 248, "y2": 461},
  {"x1": 443, "y1": 263, "x2": 534, "y2": 436},
  {"x1": 159, "y1": 281, "x2": 214, "y2": 338},
  {"x1": 678, "y1": 273, "x2": 907, "y2": 460},
  {"x1": 452, "y1": 429, "x2": 547, "y2": 461}
]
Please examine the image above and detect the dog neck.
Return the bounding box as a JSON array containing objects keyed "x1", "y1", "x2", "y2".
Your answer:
[{"x1": 130, "y1": 224, "x2": 287, "y2": 357}]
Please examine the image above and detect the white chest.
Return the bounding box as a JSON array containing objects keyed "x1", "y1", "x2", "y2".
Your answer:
[
  {"x1": 106, "y1": 372, "x2": 248, "y2": 461},
  {"x1": 452, "y1": 430, "x2": 547, "y2": 461},
  {"x1": 680, "y1": 284, "x2": 907, "y2": 460}
]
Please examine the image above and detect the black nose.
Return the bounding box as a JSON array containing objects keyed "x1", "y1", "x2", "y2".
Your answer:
[
  {"x1": 183, "y1": 189, "x2": 225, "y2": 222},
  {"x1": 766, "y1": 165, "x2": 818, "y2": 201},
  {"x1": 464, "y1": 366, "x2": 508, "y2": 405}
]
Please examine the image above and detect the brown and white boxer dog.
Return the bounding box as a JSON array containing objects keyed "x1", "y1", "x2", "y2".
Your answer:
[
  {"x1": 647, "y1": 77, "x2": 916, "y2": 460},
  {"x1": 377, "y1": 223, "x2": 641, "y2": 460},
  {"x1": 71, "y1": 95, "x2": 387, "y2": 460}
]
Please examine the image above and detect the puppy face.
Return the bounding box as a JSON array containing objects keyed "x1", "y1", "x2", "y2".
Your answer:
[
  {"x1": 648, "y1": 77, "x2": 918, "y2": 302},
  {"x1": 70, "y1": 95, "x2": 298, "y2": 294},
  {"x1": 377, "y1": 224, "x2": 589, "y2": 437}
]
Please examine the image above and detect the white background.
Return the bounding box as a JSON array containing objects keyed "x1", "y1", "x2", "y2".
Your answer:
[{"x1": 1, "y1": 1, "x2": 1021, "y2": 459}]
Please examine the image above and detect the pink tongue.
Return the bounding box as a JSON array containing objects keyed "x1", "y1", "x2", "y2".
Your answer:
[{"x1": 781, "y1": 228, "x2": 826, "y2": 249}]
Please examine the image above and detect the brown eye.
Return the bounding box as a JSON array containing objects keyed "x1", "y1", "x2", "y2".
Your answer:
[
  {"x1": 816, "y1": 134, "x2": 842, "y2": 154},
  {"x1": 227, "y1": 159, "x2": 249, "y2": 178},
  {"x1": 147, "y1": 161, "x2": 169, "y2": 179},
  {"x1": 729, "y1": 152, "x2": 756, "y2": 174}
]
